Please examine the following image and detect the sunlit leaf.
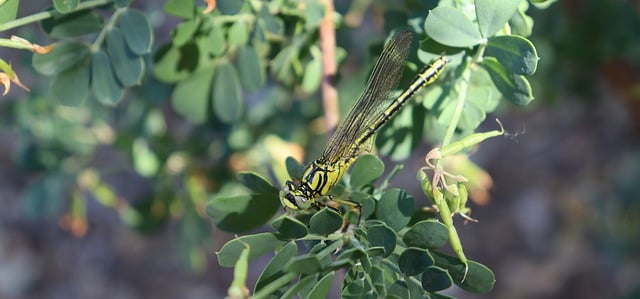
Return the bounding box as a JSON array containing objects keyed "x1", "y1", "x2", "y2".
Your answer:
[{"x1": 53, "y1": 0, "x2": 78, "y2": 13}]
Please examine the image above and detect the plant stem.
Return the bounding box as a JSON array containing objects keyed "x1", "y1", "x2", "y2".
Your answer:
[
  {"x1": 319, "y1": 0, "x2": 339, "y2": 137},
  {"x1": 90, "y1": 7, "x2": 125, "y2": 52},
  {"x1": 0, "y1": 0, "x2": 112, "y2": 32},
  {"x1": 440, "y1": 64, "x2": 471, "y2": 148},
  {"x1": 252, "y1": 272, "x2": 298, "y2": 299}
]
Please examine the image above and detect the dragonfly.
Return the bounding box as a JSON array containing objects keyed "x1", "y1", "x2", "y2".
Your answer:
[{"x1": 280, "y1": 30, "x2": 448, "y2": 219}]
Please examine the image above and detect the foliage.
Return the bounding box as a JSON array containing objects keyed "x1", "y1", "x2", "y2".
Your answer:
[{"x1": 0, "y1": 0, "x2": 549, "y2": 297}]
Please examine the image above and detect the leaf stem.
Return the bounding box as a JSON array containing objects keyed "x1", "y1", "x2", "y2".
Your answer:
[
  {"x1": 0, "y1": 0, "x2": 112, "y2": 32},
  {"x1": 440, "y1": 63, "x2": 471, "y2": 148},
  {"x1": 252, "y1": 272, "x2": 298, "y2": 299},
  {"x1": 90, "y1": 7, "x2": 126, "y2": 52}
]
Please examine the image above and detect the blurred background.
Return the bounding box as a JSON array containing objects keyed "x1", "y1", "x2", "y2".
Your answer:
[{"x1": 1, "y1": 0, "x2": 640, "y2": 298}]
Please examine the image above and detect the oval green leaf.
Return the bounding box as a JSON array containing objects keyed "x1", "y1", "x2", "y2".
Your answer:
[
  {"x1": 430, "y1": 251, "x2": 496, "y2": 293},
  {"x1": 236, "y1": 45, "x2": 265, "y2": 92},
  {"x1": 271, "y1": 215, "x2": 308, "y2": 239},
  {"x1": 366, "y1": 223, "x2": 396, "y2": 257},
  {"x1": 308, "y1": 272, "x2": 335, "y2": 298},
  {"x1": 53, "y1": 0, "x2": 78, "y2": 13},
  {"x1": 153, "y1": 44, "x2": 195, "y2": 83},
  {"x1": 481, "y1": 57, "x2": 534, "y2": 106},
  {"x1": 425, "y1": 6, "x2": 483, "y2": 48},
  {"x1": 255, "y1": 241, "x2": 298, "y2": 293},
  {"x1": 163, "y1": 0, "x2": 195, "y2": 19},
  {"x1": 285, "y1": 156, "x2": 305, "y2": 181},
  {"x1": 217, "y1": 233, "x2": 286, "y2": 267},
  {"x1": 33, "y1": 41, "x2": 90, "y2": 75},
  {"x1": 350, "y1": 154, "x2": 384, "y2": 189},
  {"x1": 286, "y1": 255, "x2": 323, "y2": 275},
  {"x1": 212, "y1": 62, "x2": 243, "y2": 123},
  {"x1": 41, "y1": 10, "x2": 103, "y2": 38},
  {"x1": 117, "y1": 8, "x2": 153, "y2": 55},
  {"x1": 309, "y1": 208, "x2": 343, "y2": 235},
  {"x1": 172, "y1": 19, "x2": 199, "y2": 47},
  {"x1": 301, "y1": 55, "x2": 322, "y2": 93},
  {"x1": 403, "y1": 220, "x2": 449, "y2": 249},
  {"x1": 399, "y1": 247, "x2": 433, "y2": 276},
  {"x1": 475, "y1": 0, "x2": 520, "y2": 37},
  {"x1": 206, "y1": 193, "x2": 280, "y2": 233},
  {"x1": 238, "y1": 172, "x2": 278, "y2": 196},
  {"x1": 91, "y1": 50, "x2": 123, "y2": 105},
  {"x1": 375, "y1": 188, "x2": 415, "y2": 231},
  {"x1": 0, "y1": 0, "x2": 19, "y2": 24},
  {"x1": 218, "y1": 0, "x2": 245, "y2": 15},
  {"x1": 106, "y1": 28, "x2": 144, "y2": 87},
  {"x1": 50, "y1": 55, "x2": 90, "y2": 106},
  {"x1": 421, "y1": 266, "x2": 453, "y2": 292},
  {"x1": 171, "y1": 67, "x2": 214, "y2": 123},
  {"x1": 228, "y1": 21, "x2": 249, "y2": 46},
  {"x1": 486, "y1": 35, "x2": 539, "y2": 75}
]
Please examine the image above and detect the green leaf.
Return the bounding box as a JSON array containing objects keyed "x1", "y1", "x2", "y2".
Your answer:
[
  {"x1": 132, "y1": 138, "x2": 160, "y2": 177},
  {"x1": 258, "y1": 6, "x2": 284, "y2": 35},
  {"x1": 212, "y1": 62, "x2": 243, "y2": 123},
  {"x1": 350, "y1": 191, "x2": 376, "y2": 220},
  {"x1": 114, "y1": 0, "x2": 130, "y2": 7},
  {"x1": 366, "y1": 223, "x2": 396, "y2": 257},
  {"x1": 388, "y1": 281, "x2": 410, "y2": 299},
  {"x1": 509, "y1": 1, "x2": 534, "y2": 37},
  {"x1": 375, "y1": 188, "x2": 415, "y2": 231},
  {"x1": 399, "y1": 248, "x2": 434, "y2": 276},
  {"x1": 172, "y1": 19, "x2": 200, "y2": 47},
  {"x1": 106, "y1": 28, "x2": 144, "y2": 86},
  {"x1": 163, "y1": 0, "x2": 195, "y2": 19},
  {"x1": 53, "y1": 0, "x2": 78, "y2": 13},
  {"x1": 217, "y1": 233, "x2": 286, "y2": 267},
  {"x1": 218, "y1": 0, "x2": 245, "y2": 15},
  {"x1": 421, "y1": 266, "x2": 453, "y2": 292},
  {"x1": 481, "y1": 57, "x2": 534, "y2": 105},
  {"x1": 33, "y1": 41, "x2": 90, "y2": 75},
  {"x1": 200, "y1": 23, "x2": 225, "y2": 56},
  {"x1": 271, "y1": 215, "x2": 308, "y2": 239},
  {"x1": 350, "y1": 154, "x2": 384, "y2": 188},
  {"x1": 117, "y1": 8, "x2": 153, "y2": 55},
  {"x1": 171, "y1": 67, "x2": 215, "y2": 123},
  {"x1": 255, "y1": 242, "x2": 298, "y2": 293},
  {"x1": 153, "y1": 44, "x2": 196, "y2": 83},
  {"x1": 0, "y1": 0, "x2": 19, "y2": 24},
  {"x1": 301, "y1": 55, "x2": 322, "y2": 93},
  {"x1": 486, "y1": 35, "x2": 539, "y2": 75},
  {"x1": 271, "y1": 44, "x2": 299, "y2": 85},
  {"x1": 91, "y1": 50, "x2": 124, "y2": 105},
  {"x1": 22, "y1": 172, "x2": 67, "y2": 219},
  {"x1": 303, "y1": 0, "x2": 325, "y2": 30},
  {"x1": 286, "y1": 255, "x2": 323, "y2": 274},
  {"x1": 431, "y1": 251, "x2": 495, "y2": 293},
  {"x1": 425, "y1": 6, "x2": 483, "y2": 48},
  {"x1": 403, "y1": 220, "x2": 449, "y2": 249},
  {"x1": 281, "y1": 275, "x2": 318, "y2": 299},
  {"x1": 228, "y1": 21, "x2": 249, "y2": 46},
  {"x1": 307, "y1": 272, "x2": 335, "y2": 298},
  {"x1": 285, "y1": 157, "x2": 305, "y2": 180},
  {"x1": 41, "y1": 10, "x2": 103, "y2": 38},
  {"x1": 50, "y1": 55, "x2": 90, "y2": 106},
  {"x1": 236, "y1": 45, "x2": 265, "y2": 92},
  {"x1": 309, "y1": 208, "x2": 343, "y2": 235},
  {"x1": 475, "y1": 0, "x2": 520, "y2": 37},
  {"x1": 206, "y1": 193, "x2": 280, "y2": 233},
  {"x1": 238, "y1": 172, "x2": 278, "y2": 195}
]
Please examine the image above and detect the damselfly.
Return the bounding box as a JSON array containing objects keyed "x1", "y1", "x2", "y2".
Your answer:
[{"x1": 280, "y1": 30, "x2": 448, "y2": 219}]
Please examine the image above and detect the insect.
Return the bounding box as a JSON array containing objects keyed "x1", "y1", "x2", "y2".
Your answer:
[{"x1": 280, "y1": 30, "x2": 448, "y2": 220}]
